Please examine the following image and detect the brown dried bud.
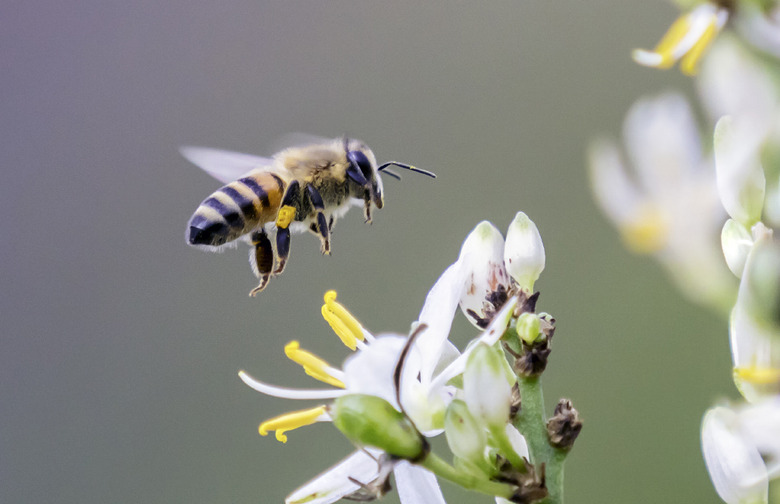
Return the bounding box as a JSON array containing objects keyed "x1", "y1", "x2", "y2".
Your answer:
[
  {"x1": 546, "y1": 399, "x2": 582, "y2": 450},
  {"x1": 494, "y1": 459, "x2": 548, "y2": 504},
  {"x1": 513, "y1": 336, "x2": 551, "y2": 377}
]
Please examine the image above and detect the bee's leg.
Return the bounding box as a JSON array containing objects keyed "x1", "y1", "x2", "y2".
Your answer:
[
  {"x1": 248, "y1": 230, "x2": 273, "y2": 296},
  {"x1": 362, "y1": 190, "x2": 372, "y2": 224},
  {"x1": 345, "y1": 165, "x2": 373, "y2": 224},
  {"x1": 305, "y1": 185, "x2": 330, "y2": 255},
  {"x1": 274, "y1": 180, "x2": 301, "y2": 275}
]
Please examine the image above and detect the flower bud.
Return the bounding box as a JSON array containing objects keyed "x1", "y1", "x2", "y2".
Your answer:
[
  {"x1": 516, "y1": 313, "x2": 542, "y2": 345},
  {"x1": 741, "y1": 238, "x2": 780, "y2": 332},
  {"x1": 458, "y1": 221, "x2": 511, "y2": 329},
  {"x1": 714, "y1": 116, "x2": 766, "y2": 227},
  {"x1": 463, "y1": 344, "x2": 513, "y2": 430},
  {"x1": 504, "y1": 212, "x2": 545, "y2": 292},
  {"x1": 331, "y1": 394, "x2": 427, "y2": 461},
  {"x1": 721, "y1": 219, "x2": 753, "y2": 278},
  {"x1": 444, "y1": 400, "x2": 487, "y2": 465}
]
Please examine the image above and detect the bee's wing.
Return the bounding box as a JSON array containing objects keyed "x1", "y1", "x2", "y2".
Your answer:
[
  {"x1": 269, "y1": 133, "x2": 334, "y2": 152},
  {"x1": 179, "y1": 146, "x2": 278, "y2": 184}
]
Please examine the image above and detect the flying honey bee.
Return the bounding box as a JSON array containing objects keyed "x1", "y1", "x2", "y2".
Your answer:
[{"x1": 183, "y1": 136, "x2": 435, "y2": 296}]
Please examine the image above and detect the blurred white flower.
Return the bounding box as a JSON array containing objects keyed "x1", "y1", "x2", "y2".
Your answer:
[
  {"x1": 732, "y1": 4, "x2": 780, "y2": 59},
  {"x1": 698, "y1": 36, "x2": 780, "y2": 140},
  {"x1": 714, "y1": 116, "x2": 766, "y2": 228},
  {"x1": 702, "y1": 397, "x2": 780, "y2": 504},
  {"x1": 730, "y1": 237, "x2": 780, "y2": 402},
  {"x1": 633, "y1": 2, "x2": 728, "y2": 75},
  {"x1": 589, "y1": 93, "x2": 735, "y2": 310},
  {"x1": 702, "y1": 405, "x2": 770, "y2": 504}
]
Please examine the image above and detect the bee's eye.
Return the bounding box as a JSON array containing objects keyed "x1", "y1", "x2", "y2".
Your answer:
[{"x1": 349, "y1": 151, "x2": 373, "y2": 179}]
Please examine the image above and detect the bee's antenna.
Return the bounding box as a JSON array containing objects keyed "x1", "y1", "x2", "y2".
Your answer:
[
  {"x1": 379, "y1": 168, "x2": 402, "y2": 181},
  {"x1": 378, "y1": 162, "x2": 436, "y2": 179}
]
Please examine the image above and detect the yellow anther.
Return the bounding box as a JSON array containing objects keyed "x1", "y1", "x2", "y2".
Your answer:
[
  {"x1": 679, "y1": 17, "x2": 718, "y2": 76},
  {"x1": 284, "y1": 341, "x2": 345, "y2": 388},
  {"x1": 276, "y1": 205, "x2": 297, "y2": 229},
  {"x1": 734, "y1": 366, "x2": 780, "y2": 385},
  {"x1": 258, "y1": 405, "x2": 328, "y2": 443},
  {"x1": 321, "y1": 290, "x2": 365, "y2": 351},
  {"x1": 619, "y1": 205, "x2": 669, "y2": 254},
  {"x1": 652, "y1": 11, "x2": 692, "y2": 68}
]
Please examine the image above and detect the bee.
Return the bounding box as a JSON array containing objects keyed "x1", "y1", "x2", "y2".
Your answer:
[{"x1": 183, "y1": 136, "x2": 435, "y2": 296}]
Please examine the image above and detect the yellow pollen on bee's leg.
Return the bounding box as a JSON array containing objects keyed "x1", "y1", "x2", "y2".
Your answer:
[
  {"x1": 276, "y1": 205, "x2": 297, "y2": 229},
  {"x1": 284, "y1": 341, "x2": 345, "y2": 388},
  {"x1": 734, "y1": 366, "x2": 780, "y2": 385},
  {"x1": 258, "y1": 405, "x2": 328, "y2": 443},
  {"x1": 321, "y1": 291, "x2": 365, "y2": 351},
  {"x1": 679, "y1": 16, "x2": 719, "y2": 76}
]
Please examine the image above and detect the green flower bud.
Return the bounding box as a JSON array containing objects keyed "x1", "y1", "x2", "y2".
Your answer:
[
  {"x1": 444, "y1": 400, "x2": 487, "y2": 465},
  {"x1": 464, "y1": 344, "x2": 513, "y2": 430},
  {"x1": 516, "y1": 313, "x2": 542, "y2": 345},
  {"x1": 331, "y1": 394, "x2": 427, "y2": 461}
]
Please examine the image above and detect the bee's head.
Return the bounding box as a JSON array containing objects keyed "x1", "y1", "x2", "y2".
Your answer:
[
  {"x1": 343, "y1": 137, "x2": 436, "y2": 211},
  {"x1": 344, "y1": 138, "x2": 384, "y2": 209}
]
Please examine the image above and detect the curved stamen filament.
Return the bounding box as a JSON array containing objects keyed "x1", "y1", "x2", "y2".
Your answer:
[
  {"x1": 284, "y1": 341, "x2": 346, "y2": 388},
  {"x1": 258, "y1": 405, "x2": 329, "y2": 443},
  {"x1": 238, "y1": 370, "x2": 347, "y2": 400},
  {"x1": 321, "y1": 290, "x2": 366, "y2": 350}
]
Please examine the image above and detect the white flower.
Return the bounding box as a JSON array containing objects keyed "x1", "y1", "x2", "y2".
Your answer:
[
  {"x1": 589, "y1": 93, "x2": 735, "y2": 310},
  {"x1": 240, "y1": 280, "x2": 519, "y2": 503},
  {"x1": 702, "y1": 398, "x2": 780, "y2": 504},
  {"x1": 239, "y1": 290, "x2": 447, "y2": 504},
  {"x1": 632, "y1": 2, "x2": 728, "y2": 76}
]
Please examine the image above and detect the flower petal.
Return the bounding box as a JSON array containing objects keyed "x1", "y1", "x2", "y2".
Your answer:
[
  {"x1": 342, "y1": 335, "x2": 408, "y2": 408},
  {"x1": 286, "y1": 449, "x2": 383, "y2": 504},
  {"x1": 416, "y1": 259, "x2": 468, "y2": 384},
  {"x1": 394, "y1": 462, "x2": 446, "y2": 504}
]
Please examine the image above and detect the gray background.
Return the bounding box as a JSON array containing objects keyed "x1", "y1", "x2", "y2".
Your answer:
[{"x1": 2, "y1": 1, "x2": 734, "y2": 503}]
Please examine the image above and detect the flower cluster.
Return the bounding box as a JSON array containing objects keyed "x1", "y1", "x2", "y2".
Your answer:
[
  {"x1": 239, "y1": 213, "x2": 580, "y2": 503},
  {"x1": 593, "y1": 5, "x2": 780, "y2": 502}
]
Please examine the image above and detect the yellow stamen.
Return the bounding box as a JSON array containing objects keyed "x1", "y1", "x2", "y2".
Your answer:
[
  {"x1": 284, "y1": 341, "x2": 346, "y2": 388},
  {"x1": 321, "y1": 290, "x2": 365, "y2": 350},
  {"x1": 734, "y1": 366, "x2": 780, "y2": 385},
  {"x1": 259, "y1": 406, "x2": 328, "y2": 443},
  {"x1": 276, "y1": 205, "x2": 296, "y2": 229},
  {"x1": 651, "y1": 11, "x2": 693, "y2": 68},
  {"x1": 619, "y1": 204, "x2": 669, "y2": 254},
  {"x1": 679, "y1": 16, "x2": 719, "y2": 76}
]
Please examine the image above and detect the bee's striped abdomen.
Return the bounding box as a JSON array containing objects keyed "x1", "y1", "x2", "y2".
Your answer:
[{"x1": 187, "y1": 172, "x2": 286, "y2": 247}]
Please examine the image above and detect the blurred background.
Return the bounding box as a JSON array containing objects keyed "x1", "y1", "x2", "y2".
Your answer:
[{"x1": 2, "y1": 1, "x2": 736, "y2": 503}]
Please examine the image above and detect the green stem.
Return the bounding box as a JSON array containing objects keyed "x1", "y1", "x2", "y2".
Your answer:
[
  {"x1": 418, "y1": 452, "x2": 516, "y2": 500},
  {"x1": 514, "y1": 376, "x2": 567, "y2": 504}
]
